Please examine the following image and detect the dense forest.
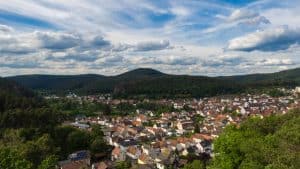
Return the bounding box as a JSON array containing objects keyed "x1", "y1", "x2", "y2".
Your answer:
[
  {"x1": 181, "y1": 109, "x2": 300, "y2": 169},
  {"x1": 7, "y1": 67, "x2": 300, "y2": 98},
  {"x1": 209, "y1": 109, "x2": 300, "y2": 169},
  {"x1": 0, "y1": 78, "x2": 112, "y2": 169},
  {"x1": 1, "y1": 76, "x2": 299, "y2": 168}
]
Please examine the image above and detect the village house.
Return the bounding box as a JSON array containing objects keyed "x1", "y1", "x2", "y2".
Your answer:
[
  {"x1": 64, "y1": 90, "x2": 300, "y2": 169},
  {"x1": 58, "y1": 150, "x2": 91, "y2": 169}
]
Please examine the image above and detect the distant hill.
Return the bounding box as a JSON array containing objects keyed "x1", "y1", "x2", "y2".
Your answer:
[
  {"x1": 0, "y1": 77, "x2": 42, "y2": 112},
  {"x1": 6, "y1": 67, "x2": 300, "y2": 98},
  {"x1": 116, "y1": 68, "x2": 165, "y2": 78},
  {"x1": 7, "y1": 74, "x2": 103, "y2": 91},
  {"x1": 219, "y1": 67, "x2": 300, "y2": 87},
  {"x1": 7, "y1": 68, "x2": 166, "y2": 95},
  {"x1": 0, "y1": 77, "x2": 35, "y2": 98}
]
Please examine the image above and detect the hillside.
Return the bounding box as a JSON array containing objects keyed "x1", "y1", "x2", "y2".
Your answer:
[
  {"x1": 0, "y1": 77, "x2": 42, "y2": 112},
  {"x1": 0, "y1": 78, "x2": 110, "y2": 169},
  {"x1": 219, "y1": 67, "x2": 300, "y2": 87},
  {"x1": 6, "y1": 67, "x2": 300, "y2": 98},
  {"x1": 114, "y1": 75, "x2": 242, "y2": 98},
  {"x1": 0, "y1": 77, "x2": 35, "y2": 98}
]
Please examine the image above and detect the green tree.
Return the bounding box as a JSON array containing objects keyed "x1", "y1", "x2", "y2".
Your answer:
[
  {"x1": 38, "y1": 155, "x2": 58, "y2": 169},
  {"x1": 209, "y1": 109, "x2": 300, "y2": 169},
  {"x1": 21, "y1": 134, "x2": 57, "y2": 167},
  {"x1": 90, "y1": 138, "x2": 110, "y2": 155},
  {"x1": 115, "y1": 161, "x2": 131, "y2": 169},
  {"x1": 182, "y1": 160, "x2": 205, "y2": 169},
  {"x1": 66, "y1": 130, "x2": 90, "y2": 152},
  {"x1": 194, "y1": 114, "x2": 204, "y2": 124},
  {"x1": 0, "y1": 147, "x2": 32, "y2": 169},
  {"x1": 90, "y1": 125, "x2": 104, "y2": 139}
]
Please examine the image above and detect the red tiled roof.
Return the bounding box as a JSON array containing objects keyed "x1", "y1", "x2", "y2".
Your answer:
[
  {"x1": 127, "y1": 146, "x2": 138, "y2": 155},
  {"x1": 60, "y1": 160, "x2": 89, "y2": 169},
  {"x1": 191, "y1": 133, "x2": 213, "y2": 141},
  {"x1": 97, "y1": 162, "x2": 108, "y2": 169},
  {"x1": 112, "y1": 147, "x2": 120, "y2": 156},
  {"x1": 139, "y1": 153, "x2": 148, "y2": 162}
]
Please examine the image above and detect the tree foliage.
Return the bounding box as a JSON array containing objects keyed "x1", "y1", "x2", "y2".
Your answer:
[
  {"x1": 210, "y1": 109, "x2": 300, "y2": 169},
  {"x1": 37, "y1": 155, "x2": 58, "y2": 169},
  {"x1": 0, "y1": 78, "x2": 111, "y2": 168},
  {"x1": 47, "y1": 98, "x2": 111, "y2": 117},
  {"x1": 0, "y1": 147, "x2": 33, "y2": 169},
  {"x1": 8, "y1": 67, "x2": 300, "y2": 98},
  {"x1": 115, "y1": 160, "x2": 131, "y2": 169},
  {"x1": 182, "y1": 160, "x2": 205, "y2": 169}
]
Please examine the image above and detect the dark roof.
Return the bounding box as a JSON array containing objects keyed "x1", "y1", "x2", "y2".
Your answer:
[
  {"x1": 69, "y1": 150, "x2": 90, "y2": 161},
  {"x1": 119, "y1": 139, "x2": 138, "y2": 147}
]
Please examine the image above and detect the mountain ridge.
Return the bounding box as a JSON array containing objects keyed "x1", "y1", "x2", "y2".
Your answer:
[
  {"x1": 7, "y1": 67, "x2": 300, "y2": 78},
  {"x1": 6, "y1": 67, "x2": 300, "y2": 98}
]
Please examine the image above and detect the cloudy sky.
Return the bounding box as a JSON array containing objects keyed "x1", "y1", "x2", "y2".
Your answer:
[{"x1": 0, "y1": 0, "x2": 300, "y2": 76}]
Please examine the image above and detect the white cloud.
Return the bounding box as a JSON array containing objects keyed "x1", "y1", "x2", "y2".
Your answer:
[
  {"x1": 227, "y1": 26, "x2": 300, "y2": 51},
  {"x1": 126, "y1": 55, "x2": 198, "y2": 66},
  {"x1": 134, "y1": 40, "x2": 171, "y2": 51},
  {"x1": 0, "y1": 33, "x2": 38, "y2": 54},
  {"x1": 35, "y1": 31, "x2": 81, "y2": 50},
  {"x1": 203, "y1": 9, "x2": 270, "y2": 34},
  {"x1": 258, "y1": 58, "x2": 293, "y2": 66},
  {"x1": 263, "y1": 7, "x2": 300, "y2": 28},
  {"x1": 0, "y1": 1, "x2": 299, "y2": 76},
  {"x1": 0, "y1": 24, "x2": 14, "y2": 32},
  {"x1": 228, "y1": 9, "x2": 258, "y2": 22},
  {"x1": 170, "y1": 6, "x2": 191, "y2": 17},
  {"x1": 155, "y1": 55, "x2": 198, "y2": 65}
]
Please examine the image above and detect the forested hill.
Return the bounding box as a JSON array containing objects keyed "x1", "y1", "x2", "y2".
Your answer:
[
  {"x1": 0, "y1": 77, "x2": 43, "y2": 112},
  {"x1": 218, "y1": 67, "x2": 300, "y2": 86},
  {"x1": 6, "y1": 68, "x2": 242, "y2": 97},
  {"x1": 0, "y1": 77, "x2": 111, "y2": 169},
  {"x1": 0, "y1": 77, "x2": 35, "y2": 98},
  {"x1": 6, "y1": 67, "x2": 300, "y2": 98}
]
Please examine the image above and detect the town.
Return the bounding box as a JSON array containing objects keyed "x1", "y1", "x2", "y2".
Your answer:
[
  {"x1": 55, "y1": 87, "x2": 300, "y2": 169},
  {"x1": 1, "y1": 1, "x2": 300, "y2": 168}
]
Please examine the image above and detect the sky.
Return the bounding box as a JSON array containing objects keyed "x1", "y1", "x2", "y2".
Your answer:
[{"x1": 0, "y1": 0, "x2": 300, "y2": 76}]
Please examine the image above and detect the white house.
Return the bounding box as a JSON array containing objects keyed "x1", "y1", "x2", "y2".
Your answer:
[{"x1": 295, "y1": 87, "x2": 300, "y2": 93}]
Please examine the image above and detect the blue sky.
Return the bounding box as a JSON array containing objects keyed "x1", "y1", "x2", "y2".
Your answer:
[{"x1": 0, "y1": 0, "x2": 300, "y2": 76}]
